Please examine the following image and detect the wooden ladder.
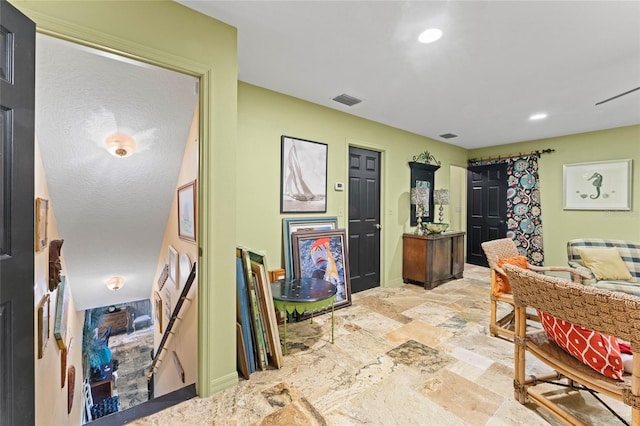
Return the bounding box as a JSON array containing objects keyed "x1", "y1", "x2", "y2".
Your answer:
[{"x1": 147, "y1": 262, "x2": 197, "y2": 385}]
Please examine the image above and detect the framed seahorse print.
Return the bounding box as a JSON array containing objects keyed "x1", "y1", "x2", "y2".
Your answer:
[{"x1": 563, "y1": 159, "x2": 632, "y2": 210}]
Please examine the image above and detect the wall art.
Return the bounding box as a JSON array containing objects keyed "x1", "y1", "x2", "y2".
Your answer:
[
  {"x1": 168, "y1": 245, "x2": 178, "y2": 286},
  {"x1": 177, "y1": 180, "x2": 197, "y2": 242},
  {"x1": 280, "y1": 135, "x2": 327, "y2": 213},
  {"x1": 154, "y1": 291, "x2": 163, "y2": 332},
  {"x1": 282, "y1": 216, "x2": 338, "y2": 279},
  {"x1": 291, "y1": 228, "x2": 352, "y2": 312},
  {"x1": 37, "y1": 293, "x2": 50, "y2": 359},
  {"x1": 563, "y1": 159, "x2": 632, "y2": 210},
  {"x1": 35, "y1": 197, "x2": 49, "y2": 251},
  {"x1": 54, "y1": 277, "x2": 69, "y2": 350}
]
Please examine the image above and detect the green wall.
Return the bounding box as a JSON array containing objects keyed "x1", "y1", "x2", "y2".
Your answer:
[
  {"x1": 14, "y1": 0, "x2": 640, "y2": 409},
  {"x1": 13, "y1": 0, "x2": 239, "y2": 399},
  {"x1": 469, "y1": 124, "x2": 640, "y2": 266},
  {"x1": 237, "y1": 82, "x2": 468, "y2": 287}
]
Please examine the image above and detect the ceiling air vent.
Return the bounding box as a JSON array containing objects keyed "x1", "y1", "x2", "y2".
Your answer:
[
  {"x1": 439, "y1": 133, "x2": 458, "y2": 139},
  {"x1": 332, "y1": 93, "x2": 362, "y2": 107}
]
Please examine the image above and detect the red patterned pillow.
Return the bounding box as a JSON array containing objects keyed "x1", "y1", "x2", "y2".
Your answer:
[{"x1": 538, "y1": 311, "x2": 624, "y2": 380}]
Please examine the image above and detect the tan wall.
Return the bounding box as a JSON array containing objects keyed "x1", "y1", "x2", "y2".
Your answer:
[
  {"x1": 237, "y1": 82, "x2": 469, "y2": 287},
  {"x1": 35, "y1": 139, "x2": 84, "y2": 425},
  {"x1": 468, "y1": 124, "x2": 640, "y2": 266},
  {"x1": 153, "y1": 103, "x2": 199, "y2": 397}
]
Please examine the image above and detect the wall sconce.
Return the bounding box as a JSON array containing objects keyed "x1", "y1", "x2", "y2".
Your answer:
[
  {"x1": 410, "y1": 187, "x2": 429, "y2": 235},
  {"x1": 106, "y1": 276, "x2": 125, "y2": 291},
  {"x1": 433, "y1": 189, "x2": 450, "y2": 223}
]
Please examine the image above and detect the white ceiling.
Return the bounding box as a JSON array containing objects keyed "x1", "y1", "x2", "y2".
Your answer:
[
  {"x1": 177, "y1": 0, "x2": 640, "y2": 148},
  {"x1": 35, "y1": 2, "x2": 640, "y2": 310},
  {"x1": 36, "y1": 35, "x2": 198, "y2": 310}
]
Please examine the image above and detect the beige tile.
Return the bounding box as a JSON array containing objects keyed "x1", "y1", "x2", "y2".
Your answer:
[
  {"x1": 255, "y1": 397, "x2": 326, "y2": 426},
  {"x1": 385, "y1": 319, "x2": 453, "y2": 349},
  {"x1": 356, "y1": 295, "x2": 413, "y2": 324},
  {"x1": 349, "y1": 311, "x2": 405, "y2": 338},
  {"x1": 325, "y1": 365, "x2": 464, "y2": 425},
  {"x1": 420, "y1": 369, "x2": 502, "y2": 426}
]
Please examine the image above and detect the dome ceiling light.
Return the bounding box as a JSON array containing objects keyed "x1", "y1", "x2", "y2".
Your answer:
[
  {"x1": 104, "y1": 133, "x2": 137, "y2": 157},
  {"x1": 106, "y1": 276, "x2": 125, "y2": 291}
]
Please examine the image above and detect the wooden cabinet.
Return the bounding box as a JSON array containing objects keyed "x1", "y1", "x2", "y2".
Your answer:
[
  {"x1": 98, "y1": 308, "x2": 130, "y2": 335},
  {"x1": 90, "y1": 361, "x2": 114, "y2": 404},
  {"x1": 402, "y1": 231, "x2": 465, "y2": 289}
]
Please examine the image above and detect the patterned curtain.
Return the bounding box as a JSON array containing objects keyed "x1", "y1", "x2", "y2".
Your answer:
[{"x1": 468, "y1": 155, "x2": 544, "y2": 266}]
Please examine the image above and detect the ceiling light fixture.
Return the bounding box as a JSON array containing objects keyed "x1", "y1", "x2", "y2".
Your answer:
[
  {"x1": 418, "y1": 28, "x2": 443, "y2": 44},
  {"x1": 529, "y1": 113, "x2": 548, "y2": 121},
  {"x1": 106, "y1": 276, "x2": 125, "y2": 291},
  {"x1": 104, "y1": 133, "x2": 137, "y2": 157}
]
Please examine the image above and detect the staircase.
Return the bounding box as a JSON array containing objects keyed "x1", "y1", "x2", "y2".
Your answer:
[{"x1": 147, "y1": 262, "x2": 197, "y2": 394}]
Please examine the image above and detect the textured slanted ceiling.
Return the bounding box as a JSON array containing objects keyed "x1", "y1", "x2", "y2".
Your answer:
[{"x1": 36, "y1": 35, "x2": 198, "y2": 310}]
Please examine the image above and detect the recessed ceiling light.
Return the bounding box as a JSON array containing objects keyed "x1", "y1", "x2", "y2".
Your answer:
[
  {"x1": 529, "y1": 113, "x2": 548, "y2": 121},
  {"x1": 418, "y1": 28, "x2": 443, "y2": 44}
]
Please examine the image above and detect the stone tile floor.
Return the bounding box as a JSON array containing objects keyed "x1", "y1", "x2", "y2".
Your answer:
[{"x1": 130, "y1": 264, "x2": 630, "y2": 425}]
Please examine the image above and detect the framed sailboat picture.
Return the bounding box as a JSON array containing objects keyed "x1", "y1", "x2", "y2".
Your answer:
[{"x1": 280, "y1": 135, "x2": 327, "y2": 213}]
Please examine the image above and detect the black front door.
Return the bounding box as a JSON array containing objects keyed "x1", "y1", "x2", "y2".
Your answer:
[
  {"x1": 0, "y1": 1, "x2": 36, "y2": 424},
  {"x1": 466, "y1": 163, "x2": 508, "y2": 266},
  {"x1": 348, "y1": 147, "x2": 381, "y2": 293}
]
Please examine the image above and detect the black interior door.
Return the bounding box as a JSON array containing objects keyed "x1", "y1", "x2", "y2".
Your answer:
[
  {"x1": 466, "y1": 163, "x2": 508, "y2": 266},
  {"x1": 0, "y1": 1, "x2": 36, "y2": 424},
  {"x1": 348, "y1": 147, "x2": 381, "y2": 293}
]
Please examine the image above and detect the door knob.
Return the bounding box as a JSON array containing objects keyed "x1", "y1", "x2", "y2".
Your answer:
[{"x1": 375, "y1": 224, "x2": 382, "y2": 230}]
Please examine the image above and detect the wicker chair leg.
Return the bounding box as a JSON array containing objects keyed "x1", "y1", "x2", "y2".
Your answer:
[
  {"x1": 514, "y1": 306, "x2": 527, "y2": 404},
  {"x1": 490, "y1": 297, "x2": 498, "y2": 337}
]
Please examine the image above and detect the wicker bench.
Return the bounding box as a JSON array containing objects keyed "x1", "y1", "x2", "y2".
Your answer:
[{"x1": 504, "y1": 264, "x2": 640, "y2": 425}]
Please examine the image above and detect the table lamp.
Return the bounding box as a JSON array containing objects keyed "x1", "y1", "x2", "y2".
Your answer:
[
  {"x1": 410, "y1": 187, "x2": 429, "y2": 235},
  {"x1": 433, "y1": 189, "x2": 449, "y2": 223}
]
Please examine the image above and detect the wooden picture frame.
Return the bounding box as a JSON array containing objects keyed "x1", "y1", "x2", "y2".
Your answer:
[
  {"x1": 168, "y1": 245, "x2": 178, "y2": 287},
  {"x1": 248, "y1": 249, "x2": 283, "y2": 369},
  {"x1": 409, "y1": 162, "x2": 440, "y2": 226},
  {"x1": 154, "y1": 291, "x2": 163, "y2": 332},
  {"x1": 280, "y1": 135, "x2": 328, "y2": 213},
  {"x1": 177, "y1": 180, "x2": 197, "y2": 242},
  {"x1": 291, "y1": 228, "x2": 352, "y2": 311},
  {"x1": 563, "y1": 159, "x2": 632, "y2": 210},
  {"x1": 35, "y1": 197, "x2": 49, "y2": 251},
  {"x1": 37, "y1": 293, "x2": 50, "y2": 359},
  {"x1": 282, "y1": 216, "x2": 338, "y2": 279},
  {"x1": 158, "y1": 263, "x2": 169, "y2": 291},
  {"x1": 163, "y1": 286, "x2": 172, "y2": 329},
  {"x1": 54, "y1": 277, "x2": 69, "y2": 350},
  {"x1": 237, "y1": 247, "x2": 267, "y2": 370}
]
